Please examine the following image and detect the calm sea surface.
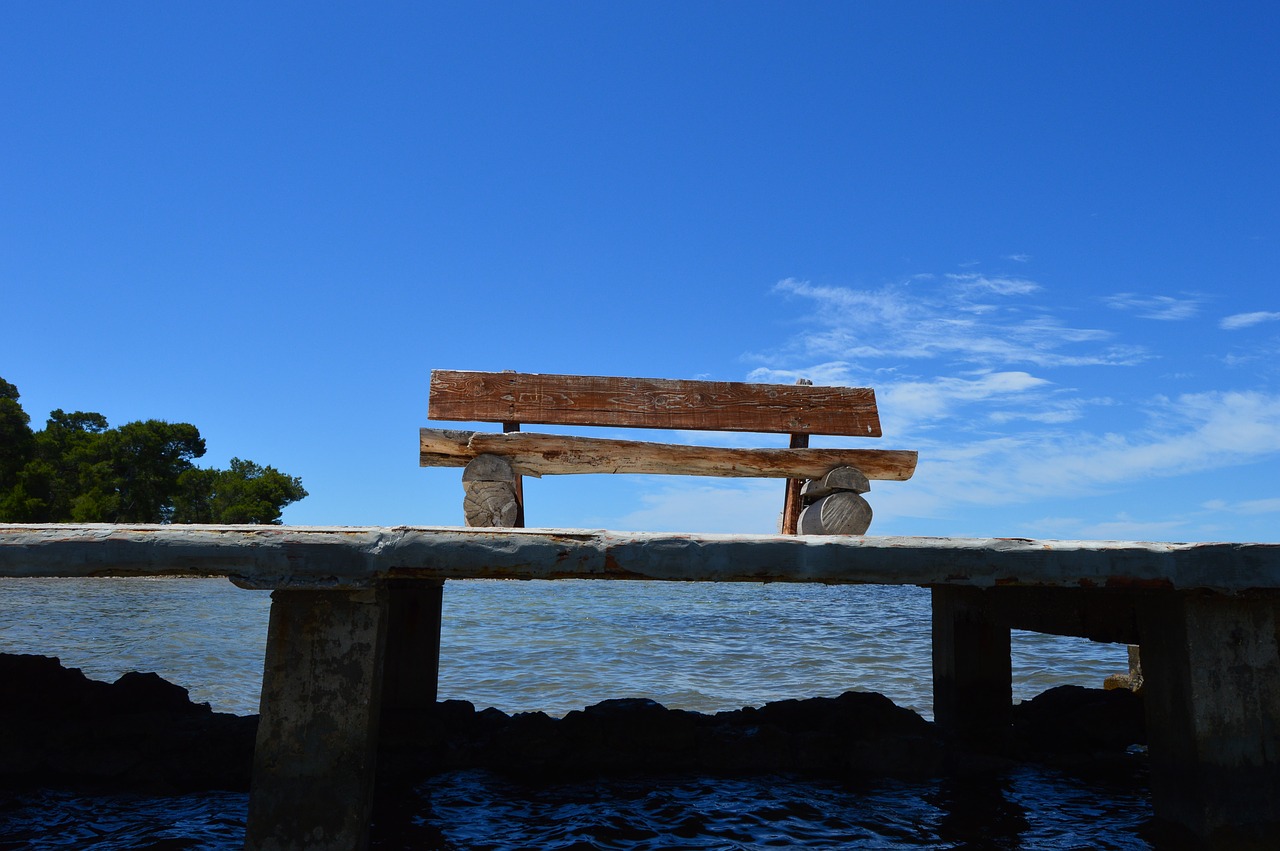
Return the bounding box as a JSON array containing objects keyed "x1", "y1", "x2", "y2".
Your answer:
[{"x1": 0, "y1": 577, "x2": 1152, "y2": 849}]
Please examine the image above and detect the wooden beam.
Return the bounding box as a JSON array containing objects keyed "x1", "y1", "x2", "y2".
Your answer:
[
  {"x1": 419, "y1": 428, "x2": 918, "y2": 481},
  {"x1": 428, "y1": 370, "x2": 883, "y2": 437}
]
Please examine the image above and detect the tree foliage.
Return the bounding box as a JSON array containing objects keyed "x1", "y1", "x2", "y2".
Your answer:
[
  {"x1": 0, "y1": 379, "x2": 35, "y2": 495},
  {"x1": 0, "y1": 378, "x2": 307, "y2": 524},
  {"x1": 172, "y1": 459, "x2": 307, "y2": 524}
]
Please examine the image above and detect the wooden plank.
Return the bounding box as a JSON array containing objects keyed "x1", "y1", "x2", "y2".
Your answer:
[
  {"x1": 429, "y1": 370, "x2": 883, "y2": 437},
  {"x1": 419, "y1": 428, "x2": 917, "y2": 481}
]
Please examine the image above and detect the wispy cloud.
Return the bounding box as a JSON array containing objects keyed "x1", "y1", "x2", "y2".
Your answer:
[
  {"x1": 597, "y1": 390, "x2": 1280, "y2": 537},
  {"x1": 765, "y1": 277, "x2": 1146, "y2": 371},
  {"x1": 877, "y1": 371, "x2": 1052, "y2": 434},
  {"x1": 1073, "y1": 514, "x2": 1195, "y2": 541},
  {"x1": 1221, "y1": 311, "x2": 1280, "y2": 330},
  {"x1": 1202, "y1": 497, "x2": 1280, "y2": 515},
  {"x1": 714, "y1": 272, "x2": 1280, "y2": 541},
  {"x1": 879, "y1": 390, "x2": 1280, "y2": 514},
  {"x1": 1104, "y1": 293, "x2": 1201, "y2": 321},
  {"x1": 945, "y1": 273, "x2": 1041, "y2": 297},
  {"x1": 610, "y1": 479, "x2": 781, "y2": 533}
]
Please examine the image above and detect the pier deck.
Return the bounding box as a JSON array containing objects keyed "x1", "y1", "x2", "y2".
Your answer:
[{"x1": 3, "y1": 524, "x2": 1279, "y2": 849}]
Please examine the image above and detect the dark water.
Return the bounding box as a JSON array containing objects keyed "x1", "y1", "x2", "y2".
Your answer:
[
  {"x1": 374, "y1": 768, "x2": 1155, "y2": 850},
  {"x1": 2, "y1": 767, "x2": 1156, "y2": 850},
  {"x1": 0, "y1": 578, "x2": 1151, "y2": 849}
]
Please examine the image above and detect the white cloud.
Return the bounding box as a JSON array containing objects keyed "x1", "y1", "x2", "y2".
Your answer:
[
  {"x1": 579, "y1": 391, "x2": 1280, "y2": 537},
  {"x1": 1074, "y1": 514, "x2": 1193, "y2": 541},
  {"x1": 1104, "y1": 293, "x2": 1201, "y2": 321},
  {"x1": 743, "y1": 271, "x2": 1280, "y2": 541},
  {"x1": 890, "y1": 391, "x2": 1280, "y2": 512},
  {"x1": 945, "y1": 273, "x2": 1041, "y2": 296},
  {"x1": 1005, "y1": 254, "x2": 1032, "y2": 263},
  {"x1": 746, "y1": 361, "x2": 862, "y2": 387},
  {"x1": 879, "y1": 371, "x2": 1051, "y2": 432},
  {"x1": 609, "y1": 479, "x2": 782, "y2": 534},
  {"x1": 988, "y1": 397, "x2": 1112, "y2": 425},
  {"x1": 767, "y1": 277, "x2": 1147, "y2": 370},
  {"x1": 1220, "y1": 311, "x2": 1280, "y2": 330},
  {"x1": 1202, "y1": 497, "x2": 1280, "y2": 515}
]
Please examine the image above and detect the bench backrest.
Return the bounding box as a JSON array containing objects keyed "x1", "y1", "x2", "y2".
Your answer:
[
  {"x1": 428, "y1": 370, "x2": 883, "y2": 437},
  {"x1": 424, "y1": 369, "x2": 912, "y2": 534}
]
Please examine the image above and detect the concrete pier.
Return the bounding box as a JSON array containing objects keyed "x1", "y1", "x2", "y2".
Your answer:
[
  {"x1": 931, "y1": 586, "x2": 1012, "y2": 748},
  {"x1": 244, "y1": 589, "x2": 388, "y2": 851},
  {"x1": 1137, "y1": 592, "x2": 1280, "y2": 841},
  {"x1": 380, "y1": 578, "x2": 443, "y2": 740},
  {"x1": 3, "y1": 524, "x2": 1279, "y2": 848}
]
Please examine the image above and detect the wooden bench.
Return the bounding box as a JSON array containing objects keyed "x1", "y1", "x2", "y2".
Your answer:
[{"x1": 420, "y1": 370, "x2": 918, "y2": 534}]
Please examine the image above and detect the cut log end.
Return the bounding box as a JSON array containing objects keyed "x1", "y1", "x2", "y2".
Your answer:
[
  {"x1": 462, "y1": 453, "x2": 517, "y2": 484},
  {"x1": 463, "y1": 481, "x2": 519, "y2": 527},
  {"x1": 801, "y1": 466, "x2": 871, "y2": 501},
  {"x1": 798, "y1": 492, "x2": 873, "y2": 536}
]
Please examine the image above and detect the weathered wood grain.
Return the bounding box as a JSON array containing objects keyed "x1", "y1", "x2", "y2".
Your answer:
[
  {"x1": 461, "y1": 454, "x2": 517, "y2": 483},
  {"x1": 462, "y1": 481, "x2": 519, "y2": 527},
  {"x1": 419, "y1": 428, "x2": 918, "y2": 481},
  {"x1": 429, "y1": 370, "x2": 883, "y2": 437}
]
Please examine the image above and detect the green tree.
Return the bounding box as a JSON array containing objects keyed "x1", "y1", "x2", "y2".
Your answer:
[
  {"x1": 95, "y1": 420, "x2": 206, "y2": 522},
  {"x1": 0, "y1": 379, "x2": 42, "y2": 520},
  {"x1": 0, "y1": 378, "x2": 35, "y2": 492},
  {"x1": 173, "y1": 458, "x2": 307, "y2": 524},
  {"x1": 32, "y1": 409, "x2": 111, "y2": 521},
  {"x1": 0, "y1": 377, "x2": 306, "y2": 524}
]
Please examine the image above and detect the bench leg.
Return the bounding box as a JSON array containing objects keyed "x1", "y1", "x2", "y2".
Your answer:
[
  {"x1": 932, "y1": 586, "x2": 1012, "y2": 747},
  {"x1": 245, "y1": 589, "x2": 388, "y2": 851},
  {"x1": 1138, "y1": 592, "x2": 1280, "y2": 845}
]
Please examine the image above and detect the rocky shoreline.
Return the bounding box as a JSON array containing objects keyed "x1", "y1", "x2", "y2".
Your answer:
[{"x1": 0, "y1": 653, "x2": 1146, "y2": 795}]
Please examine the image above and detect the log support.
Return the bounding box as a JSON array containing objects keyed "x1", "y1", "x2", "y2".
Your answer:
[
  {"x1": 795, "y1": 465, "x2": 874, "y2": 535},
  {"x1": 245, "y1": 589, "x2": 389, "y2": 851},
  {"x1": 461, "y1": 453, "x2": 520, "y2": 528},
  {"x1": 931, "y1": 586, "x2": 1012, "y2": 748},
  {"x1": 798, "y1": 491, "x2": 873, "y2": 535},
  {"x1": 1136, "y1": 592, "x2": 1280, "y2": 846}
]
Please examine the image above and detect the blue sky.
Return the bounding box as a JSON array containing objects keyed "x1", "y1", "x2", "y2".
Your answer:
[{"x1": 2, "y1": 3, "x2": 1277, "y2": 541}]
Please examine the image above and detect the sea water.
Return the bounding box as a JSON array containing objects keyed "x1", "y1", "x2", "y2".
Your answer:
[{"x1": 0, "y1": 577, "x2": 1153, "y2": 849}]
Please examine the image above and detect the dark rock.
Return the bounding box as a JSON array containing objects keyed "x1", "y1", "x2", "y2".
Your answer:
[
  {"x1": 1, "y1": 653, "x2": 1148, "y2": 796},
  {"x1": 1013, "y1": 684, "x2": 1146, "y2": 755},
  {"x1": 108, "y1": 670, "x2": 208, "y2": 716},
  {"x1": 0, "y1": 653, "x2": 256, "y2": 794},
  {"x1": 703, "y1": 691, "x2": 941, "y2": 778}
]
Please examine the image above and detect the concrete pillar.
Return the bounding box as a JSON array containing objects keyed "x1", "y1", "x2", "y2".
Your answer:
[
  {"x1": 381, "y1": 580, "x2": 444, "y2": 725},
  {"x1": 1137, "y1": 591, "x2": 1280, "y2": 846},
  {"x1": 932, "y1": 585, "x2": 1012, "y2": 747},
  {"x1": 245, "y1": 588, "x2": 389, "y2": 851}
]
